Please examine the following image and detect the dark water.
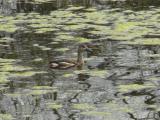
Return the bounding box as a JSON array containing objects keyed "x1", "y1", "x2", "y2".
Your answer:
[{"x1": 0, "y1": 0, "x2": 160, "y2": 120}]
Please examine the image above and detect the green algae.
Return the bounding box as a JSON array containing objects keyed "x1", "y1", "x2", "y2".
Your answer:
[
  {"x1": 29, "y1": 23, "x2": 53, "y2": 28},
  {"x1": 5, "y1": 93, "x2": 22, "y2": 97},
  {"x1": 0, "y1": 4, "x2": 160, "y2": 120},
  {"x1": 63, "y1": 73, "x2": 75, "y2": 78},
  {"x1": 0, "y1": 23, "x2": 18, "y2": 33},
  {"x1": 118, "y1": 83, "x2": 155, "y2": 92},
  {"x1": 84, "y1": 11, "x2": 108, "y2": 23},
  {"x1": 38, "y1": 46, "x2": 52, "y2": 51},
  {"x1": 0, "y1": 37, "x2": 14, "y2": 43},
  {"x1": 0, "y1": 73, "x2": 9, "y2": 84},
  {"x1": 63, "y1": 24, "x2": 89, "y2": 31},
  {"x1": 29, "y1": 89, "x2": 54, "y2": 95},
  {"x1": 0, "y1": 58, "x2": 47, "y2": 84},
  {"x1": 55, "y1": 34, "x2": 75, "y2": 41},
  {"x1": 114, "y1": 22, "x2": 138, "y2": 32},
  {"x1": 10, "y1": 71, "x2": 47, "y2": 77},
  {"x1": 84, "y1": 8, "x2": 97, "y2": 12},
  {"x1": 0, "y1": 114, "x2": 13, "y2": 120},
  {"x1": 75, "y1": 37, "x2": 92, "y2": 43},
  {"x1": 54, "y1": 48, "x2": 69, "y2": 52},
  {"x1": 29, "y1": 86, "x2": 56, "y2": 95},
  {"x1": 47, "y1": 103, "x2": 62, "y2": 109},
  {"x1": 147, "y1": 105, "x2": 160, "y2": 112},
  {"x1": 66, "y1": 6, "x2": 84, "y2": 11},
  {"x1": 143, "y1": 54, "x2": 160, "y2": 58},
  {"x1": 0, "y1": 59, "x2": 16, "y2": 84},
  {"x1": 72, "y1": 103, "x2": 95, "y2": 110},
  {"x1": 124, "y1": 38, "x2": 160, "y2": 46},
  {"x1": 32, "y1": 86, "x2": 55, "y2": 90},
  {"x1": 49, "y1": 41, "x2": 59, "y2": 45},
  {"x1": 35, "y1": 28, "x2": 58, "y2": 34},
  {"x1": 147, "y1": 77, "x2": 160, "y2": 81},
  {"x1": 0, "y1": 7, "x2": 159, "y2": 42},
  {"x1": 90, "y1": 70, "x2": 108, "y2": 78},
  {"x1": 1, "y1": 64, "x2": 32, "y2": 72},
  {"x1": 32, "y1": 0, "x2": 52, "y2": 3},
  {"x1": 0, "y1": 86, "x2": 9, "y2": 94},
  {"x1": 33, "y1": 44, "x2": 40, "y2": 47}
]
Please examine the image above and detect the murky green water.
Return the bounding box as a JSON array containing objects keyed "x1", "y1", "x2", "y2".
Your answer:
[{"x1": 0, "y1": 0, "x2": 160, "y2": 120}]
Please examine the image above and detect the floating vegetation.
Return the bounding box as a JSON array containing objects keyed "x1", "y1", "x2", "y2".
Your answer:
[
  {"x1": 0, "y1": 37, "x2": 14, "y2": 43},
  {"x1": 114, "y1": 22, "x2": 138, "y2": 32},
  {"x1": 66, "y1": 6, "x2": 84, "y2": 11},
  {"x1": 72, "y1": 103, "x2": 95, "y2": 110},
  {"x1": 32, "y1": 0, "x2": 52, "y2": 3},
  {"x1": 123, "y1": 38, "x2": 160, "y2": 46},
  {"x1": 75, "y1": 37, "x2": 92, "y2": 43},
  {"x1": 32, "y1": 86, "x2": 55, "y2": 90},
  {"x1": 1, "y1": 3, "x2": 160, "y2": 120},
  {"x1": 84, "y1": 8, "x2": 97, "y2": 12},
  {"x1": 0, "y1": 58, "x2": 47, "y2": 84},
  {"x1": 118, "y1": 83, "x2": 155, "y2": 92},
  {"x1": 29, "y1": 89, "x2": 53, "y2": 95},
  {"x1": 0, "y1": 21, "x2": 18, "y2": 33},
  {"x1": 62, "y1": 73, "x2": 75, "y2": 78},
  {"x1": 0, "y1": 64, "x2": 32, "y2": 72},
  {"x1": 147, "y1": 76, "x2": 160, "y2": 81},
  {"x1": 38, "y1": 46, "x2": 52, "y2": 51},
  {"x1": 49, "y1": 41, "x2": 59, "y2": 45},
  {"x1": 29, "y1": 86, "x2": 56, "y2": 95},
  {"x1": 63, "y1": 24, "x2": 89, "y2": 31},
  {"x1": 81, "y1": 111, "x2": 110, "y2": 116},
  {"x1": 5, "y1": 93, "x2": 22, "y2": 97},
  {"x1": 55, "y1": 34, "x2": 75, "y2": 41},
  {"x1": 10, "y1": 71, "x2": 47, "y2": 77},
  {"x1": 0, "y1": 114, "x2": 13, "y2": 120},
  {"x1": 35, "y1": 28, "x2": 58, "y2": 34},
  {"x1": 33, "y1": 44, "x2": 40, "y2": 47},
  {"x1": 0, "y1": 58, "x2": 15, "y2": 84},
  {"x1": 0, "y1": 74, "x2": 9, "y2": 84},
  {"x1": 47, "y1": 103, "x2": 62, "y2": 109},
  {"x1": 54, "y1": 48, "x2": 69, "y2": 52},
  {"x1": 143, "y1": 54, "x2": 160, "y2": 58}
]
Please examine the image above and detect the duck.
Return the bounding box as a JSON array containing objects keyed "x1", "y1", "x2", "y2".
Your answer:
[{"x1": 49, "y1": 44, "x2": 92, "y2": 69}]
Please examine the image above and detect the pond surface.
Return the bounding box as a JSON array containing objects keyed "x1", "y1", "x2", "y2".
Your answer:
[{"x1": 0, "y1": 0, "x2": 160, "y2": 120}]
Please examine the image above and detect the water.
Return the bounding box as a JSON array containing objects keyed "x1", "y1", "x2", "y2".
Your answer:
[{"x1": 0, "y1": 0, "x2": 160, "y2": 120}]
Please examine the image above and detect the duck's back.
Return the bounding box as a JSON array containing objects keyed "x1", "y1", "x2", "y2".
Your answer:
[{"x1": 49, "y1": 59, "x2": 77, "y2": 69}]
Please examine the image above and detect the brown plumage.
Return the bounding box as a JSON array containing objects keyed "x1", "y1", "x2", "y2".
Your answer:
[{"x1": 49, "y1": 44, "x2": 91, "y2": 69}]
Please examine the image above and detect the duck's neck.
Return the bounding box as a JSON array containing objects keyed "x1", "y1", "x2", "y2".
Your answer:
[{"x1": 77, "y1": 49, "x2": 83, "y2": 65}]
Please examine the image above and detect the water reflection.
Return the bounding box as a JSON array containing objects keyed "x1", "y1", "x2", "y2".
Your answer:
[
  {"x1": 0, "y1": 0, "x2": 160, "y2": 120},
  {"x1": 1, "y1": 0, "x2": 160, "y2": 14}
]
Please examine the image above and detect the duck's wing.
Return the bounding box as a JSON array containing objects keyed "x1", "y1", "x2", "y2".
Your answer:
[
  {"x1": 59, "y1": 62, "x2": 76, "y2": 69},
  {"x1": 50, "y1": 63, "x2": 59, "y2": 68}
]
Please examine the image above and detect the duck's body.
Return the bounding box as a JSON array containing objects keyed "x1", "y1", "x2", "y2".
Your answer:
[
  {"x1": 49, "y1": 44, "x2": 89, "y2": 69},
  {"x1": 50, "y1": 59, "x2": 77, "y2": 69}
]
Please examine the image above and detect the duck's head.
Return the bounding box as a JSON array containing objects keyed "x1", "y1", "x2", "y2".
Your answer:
[{"x1": 78, "y1": 44, "x2": 92, "y2": 53}]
